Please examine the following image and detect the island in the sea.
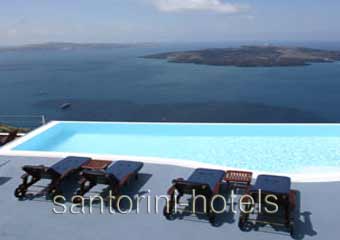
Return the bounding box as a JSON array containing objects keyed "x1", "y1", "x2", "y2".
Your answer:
[{"x1": 143, "y1": 45, "x2": 340, "y2": 67}]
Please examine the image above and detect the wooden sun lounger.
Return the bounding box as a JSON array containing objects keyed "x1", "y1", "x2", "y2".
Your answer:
[
  {"x1": 14, "y1": 156, "x2": 91, "y2": 199},
  {"x1": 164, "y1": 168, "x2": 226, "y2": 224},
  {"x1": 75, "y1": 160, "x2": 143, "y2": 202},
  {"x1": 238, "y1": 174, "x2": 297, "y2": 236}
]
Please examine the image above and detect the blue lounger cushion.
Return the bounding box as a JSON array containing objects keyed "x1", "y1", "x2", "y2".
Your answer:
[
  {"x1": 49, "y1": 156, "x2": 91, "y2": 175},
  {"x1": 105, "y1": 160, "x2": 143, "y2": 182},
  {"x1": 187, "y1": 168, "x2": 225, "y2": 191},
  {"x1": 251, "y1": 174, "x2": 291, "y2": 195}
]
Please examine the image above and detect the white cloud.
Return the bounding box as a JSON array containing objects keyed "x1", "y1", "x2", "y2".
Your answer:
[{"x1": 150, "y1": 0, "x2": 249, "y2": 13}]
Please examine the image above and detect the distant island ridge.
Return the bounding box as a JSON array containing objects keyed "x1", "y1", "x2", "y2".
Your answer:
[
  {"x1": 143, "y1": 45, "x2": 340, "y2": 67},
  {"x1": 1, "y1": 43, "x2": 340, "y2": 67},
  {"x1": 0, "y1": 42, "x2": 156, "y2": 52}
]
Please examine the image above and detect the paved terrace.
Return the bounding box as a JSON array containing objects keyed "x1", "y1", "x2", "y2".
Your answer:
[{"x1": 0, "y1": 156, "x2": 338, "y2": 240}]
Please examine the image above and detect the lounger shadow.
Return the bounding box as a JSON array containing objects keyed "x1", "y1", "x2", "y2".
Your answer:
[{"x1": 0, "y1": 177, "x2": 11, "y2": 186}]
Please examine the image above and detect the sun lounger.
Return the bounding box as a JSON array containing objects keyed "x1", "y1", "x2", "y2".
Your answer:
[
  {"x1": 0, "y1": 130, "x2": 19, "y2": 146},
  {"x1": 75, "y1": 160, "x2": 143, "y2": 201},
  {"x1": 164, "y1": 168, "x2": 226, "y2": 224},
  {"x1": 238, "y1": 174, "x2": 297, "y2": 236},
  {"x1": 14, "y1": 156, "x2": 91, "y2": 199}
]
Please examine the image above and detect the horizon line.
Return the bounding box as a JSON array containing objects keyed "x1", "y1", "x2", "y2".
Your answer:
[{"x1": 1, "y1": 40, "x2": 340, "y2": 48}]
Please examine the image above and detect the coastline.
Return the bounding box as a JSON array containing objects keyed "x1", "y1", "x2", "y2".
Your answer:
[{"x1": 143, "y1": 45, "x2": 340, "y2": 67}]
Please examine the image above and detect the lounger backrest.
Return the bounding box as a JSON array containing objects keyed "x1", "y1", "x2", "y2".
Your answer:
[
  {"x1": 251, "y1": 174, "x2": 291, "y2": 195},
  {"x1": 105, "y1": 160, "x2": 143, "y2": 182},
  {"x1": 48, "y1": 156, "x2": 91, "y2": 176},
  {"x1": 173, "y1": 179, "x2": 212, "y2": 195},
  {"x1": 22, "y1": 165, "x2": 47, "y2": 177},
  {"x1": 187, "y1": 168, "x2": 225, "y2": 191}
]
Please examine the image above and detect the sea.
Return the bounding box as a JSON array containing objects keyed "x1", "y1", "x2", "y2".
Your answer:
[{"x1": 1, "y1": 41, "x2": 340, "y2": 127}]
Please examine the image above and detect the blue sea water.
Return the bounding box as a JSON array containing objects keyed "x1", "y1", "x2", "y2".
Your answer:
[{"x1": 1, "y1": 42, "x2": 340, "y2": 124}]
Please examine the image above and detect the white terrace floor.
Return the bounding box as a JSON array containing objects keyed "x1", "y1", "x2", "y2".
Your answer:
[{"x1": 0, "y1": 155, "x2": 338, "y2": 240}]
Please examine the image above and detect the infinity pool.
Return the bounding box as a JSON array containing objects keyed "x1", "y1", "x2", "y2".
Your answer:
[{"x1": 9, "y1": 122, "x2": 340, "y2": 174}]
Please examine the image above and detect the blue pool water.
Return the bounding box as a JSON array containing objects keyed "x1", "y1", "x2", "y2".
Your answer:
[{"x1": 13, "y1": 122, "x2": 340, "y2": 173}]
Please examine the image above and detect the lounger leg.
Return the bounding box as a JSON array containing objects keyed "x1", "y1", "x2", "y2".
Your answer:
[
  {"x1": 46, "y1": 178, "x2": 64, "y2": 200},
  {"x1": 14, "y1": 174, "x2": 41, "y2": 199},
  {"x1": 177, "y1": 191, "x2": 183, "y2": 204},
  {"x1": 238, "y1": 194, "x2": 252, "y2": 231},
  {"x1": 78, "y1": 179, "x2": 97, "y2": 196},
  {"x1": 164, "y1": 191, "x2": 177, "y2": 220},
  {"x1": 285, "y1": 202, "x2": 290, "y2": 227},
  {"x1": 206, "y1": 195, "x2": 216, "y2": 224},
  {"x1": 105, "y1": 184, "x2": 122, "y2": 209},
  {"x1": 69, "y1": 179, "x2": 96, "y2": 204}
]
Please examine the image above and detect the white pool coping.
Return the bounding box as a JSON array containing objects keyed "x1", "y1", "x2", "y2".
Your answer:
[{"x1": 1, "y1": 120, "x2": 340, "y2": 183}]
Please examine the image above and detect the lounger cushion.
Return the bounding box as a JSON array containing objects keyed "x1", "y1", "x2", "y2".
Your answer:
[
  {"x1": 187, "y1": 168, "x2": 225, "y2": 191},
  {"x1": 50, "y1": 156, "x2": 91, "y2": 175},
  {"x1": 251, "y1": 174, "x2": 291, "y2": 195},
  {"x1": 105, "y1": 160, "x2": 143, "y2": 182}
]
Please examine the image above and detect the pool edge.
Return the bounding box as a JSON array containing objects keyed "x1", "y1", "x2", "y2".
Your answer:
[{"x1": 1, "y1": 120, "x2": 340, "y2": 183}]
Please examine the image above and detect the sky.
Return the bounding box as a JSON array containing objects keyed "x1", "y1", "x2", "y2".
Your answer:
[{"x1": 0, "y1": 0, "x2": 340, "y2": 45}]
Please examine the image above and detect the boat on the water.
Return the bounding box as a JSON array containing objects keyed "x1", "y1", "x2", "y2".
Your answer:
[{"x1": 60, "y1": 103, "x2": 71, "y2": 110}]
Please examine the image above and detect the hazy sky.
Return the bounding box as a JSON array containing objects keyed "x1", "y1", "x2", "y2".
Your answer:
[{"x1": 1, "y1": 0, "x2": 339, "y2": 45}]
